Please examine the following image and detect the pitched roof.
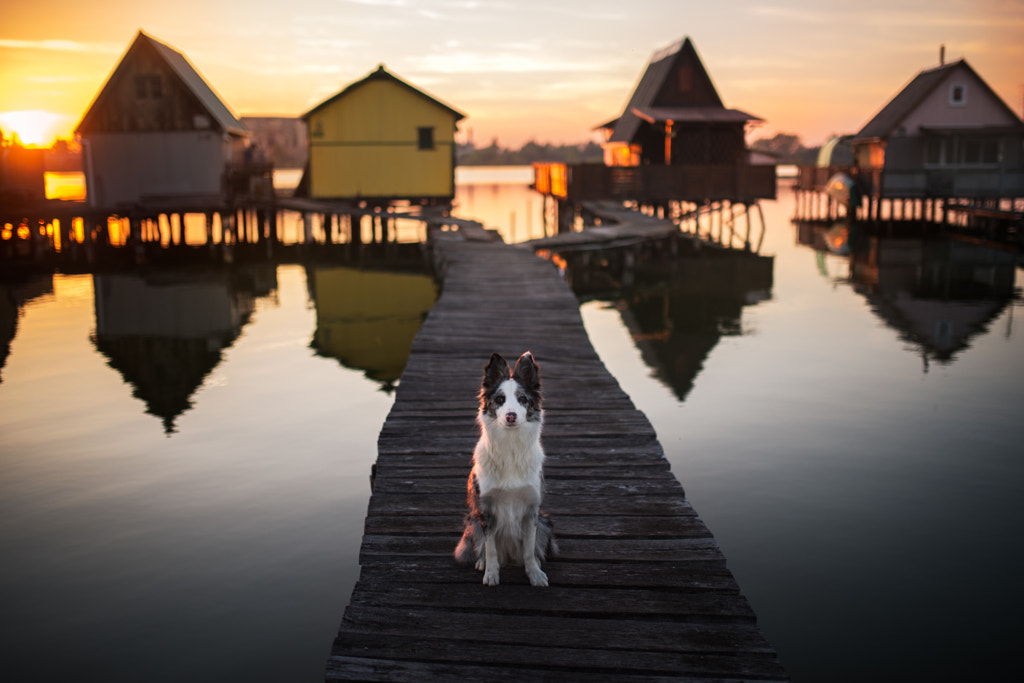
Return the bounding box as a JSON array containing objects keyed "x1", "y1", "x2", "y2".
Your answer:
[
  {"x1": 144, "y1": 32, "x2": 247, "y2": 136},
  {"x1": 77, "y1": 30, "x2": 247, "y2": 136},
  {"x1": 304, "y1": 65, "x2": 466, "y2": 121},
  {"x1": 855, "y1": 58, "x2": 1024, "y2": 141},
  {"x1": 607, "y1": 37, "x2": 760, "y2": 145}
]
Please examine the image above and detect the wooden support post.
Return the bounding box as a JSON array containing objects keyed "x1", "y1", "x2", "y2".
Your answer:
[
  {"x1": 352, "y1": 214, "x2": 363, "y2": 247},
  {"x1": 205, "y1": 212, "x2": 214, "y2": 249}
]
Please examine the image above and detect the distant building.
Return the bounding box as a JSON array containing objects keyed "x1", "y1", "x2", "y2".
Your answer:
[
  {"x1": 75, "y1": 30, "x2": 250, "y2": 209},
  {"x1": 300, "y1": 65, "x2": 466, "y2": 202},
  {"x1": 851, "y1": 56, "x2": 1024, "y2": 200},
  {"x1": 240, "y1": 117, "x2": 307, "y2": 169}
]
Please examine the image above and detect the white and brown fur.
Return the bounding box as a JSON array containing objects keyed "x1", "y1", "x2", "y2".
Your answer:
[{"x1": 455, "y1": 352, "x2": 556, "y2": 586}]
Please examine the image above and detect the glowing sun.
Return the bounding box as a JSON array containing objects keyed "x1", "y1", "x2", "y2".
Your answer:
[{"x1": 0, "y1": 110, "x2": 69, "y2": 147}]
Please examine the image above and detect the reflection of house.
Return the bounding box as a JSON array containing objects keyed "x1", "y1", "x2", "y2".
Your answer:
[
  {"x1": 1, "y1": 276, "x2": 54, "y2": 384},
  {"x1": 534, "y1": 36, "x2": 775, "y2": 207},
  {"x1": 851, "y1": 56, "x2": 1024, "y2": 201},
  {"x1": 609, "y1": 251, "x2": 773, "y2": 400},
  {"x1": 849, "y1": 238, "x2": 1016, "y2": 364},
  {"x1": 76, "y1": 30, "x2": 250, "y2": 208},
  {"x1": 794, "y1": 224, "x2": 1017, "y2": 364},
  {"x1": 309, "y1": 267, "x2": 437, "y2": 388},
  {"x1": 92, "y1": 271, "x2": 258, "y2": 432},
  {"x1": 300, "y1": 66, "x2": 465, "y2": 202}
]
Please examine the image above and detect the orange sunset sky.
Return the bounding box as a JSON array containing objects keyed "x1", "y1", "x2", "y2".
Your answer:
[{"x1": 1, "y1": 0, "x2": 1021, "y2": 149}]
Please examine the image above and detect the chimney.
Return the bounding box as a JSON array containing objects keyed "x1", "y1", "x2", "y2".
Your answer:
[{"x1": 940, "y1": 45, "x2": 945, "y2": 65}]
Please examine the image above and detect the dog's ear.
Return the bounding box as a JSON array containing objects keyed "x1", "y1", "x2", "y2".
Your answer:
[
  {"x1": 513, "y1": 352, "x2": 540, "y2": 390},
  {"x1": 483, "y1": 353, "x2": 510, "y2": 388}
]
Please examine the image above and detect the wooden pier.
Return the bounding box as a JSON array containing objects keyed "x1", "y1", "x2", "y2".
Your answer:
[{"x1": 325, "y1": 229, "x2": 787, "y2": 681}]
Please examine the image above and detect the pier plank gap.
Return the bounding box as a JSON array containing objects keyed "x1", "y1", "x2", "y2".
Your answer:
[{"x1": 326, "y1": 228, "x2": 788, "y2": 682}]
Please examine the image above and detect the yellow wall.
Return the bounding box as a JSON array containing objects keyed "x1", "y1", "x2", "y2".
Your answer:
[{"x1": 308, "y1": 79, "x2": 458, "y2": 199}]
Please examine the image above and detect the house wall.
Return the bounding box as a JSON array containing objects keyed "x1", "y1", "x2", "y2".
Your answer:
[
  {"x1": 307, "y1": 80, "x2": 457, "y2": 200},
  {"x1": 83, "y1": 131, "x2": 226, "y2": 207}
]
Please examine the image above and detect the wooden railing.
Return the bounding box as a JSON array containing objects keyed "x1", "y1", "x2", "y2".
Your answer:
[{"x1": 533, "y1": 162, "x2": 776, "y2": 203}]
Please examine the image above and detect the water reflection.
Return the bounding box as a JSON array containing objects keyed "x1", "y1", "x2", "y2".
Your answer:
[
  {"x1": 796, "y1": 222, "x2": 1020, "y2": 367},
  {"x1": 0, "y1": 276, "x2": 54, "y2": 383},
  {"x1": 91, "y1": 267, "x2": 278, "y2": 432},
  {"x1": 308, "y1": 266, "x2": 437, "y2": 391},
  {"x1": 567, "y1": 248, "x2": 773, "y2": 400}
]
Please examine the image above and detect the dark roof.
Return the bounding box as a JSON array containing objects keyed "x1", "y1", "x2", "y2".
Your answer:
[
  {"x1": 77, "y1": 30, "x2": 247, "y2": 136},
  {"x1": 145, "y1": 33, "x2": 247, "y2": 135},
  {"x1": 631, "y1": 106, "x2": 760, "y2": 125},
  {"x1": 304, "y1": 65, "x2": 466, "y2": 121},
  {"x1": 855, "y1": 58, "x2": 1024, "y2": 141},
  {"x1": 607, "y1": 37, "x2": 759, "y2": 144}
]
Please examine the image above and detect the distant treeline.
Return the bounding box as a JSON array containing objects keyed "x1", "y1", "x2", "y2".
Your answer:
[
  {"x1": 457, "y1": 133, "x2": 829, "y2": 167},
  {"x1": 457, "y1": 140, "x2": 603, "y2": 166},
  {"x1": 749, "y1": 132, "x2": 830, "y2": 166}
]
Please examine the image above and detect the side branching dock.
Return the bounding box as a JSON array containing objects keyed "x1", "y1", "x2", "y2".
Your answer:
[{"x1": 326, "y1": 228, "x2": 787, "y2": 681}]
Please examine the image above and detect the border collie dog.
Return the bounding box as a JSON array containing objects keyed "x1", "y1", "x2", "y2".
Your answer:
[{"x1": 455, "y1": 352, "x2": 556, "y2": 586}]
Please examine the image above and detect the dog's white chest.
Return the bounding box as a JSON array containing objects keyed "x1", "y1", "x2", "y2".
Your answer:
[{"x1": 473, "y1": 420, "x2": 544, "y2": 494}]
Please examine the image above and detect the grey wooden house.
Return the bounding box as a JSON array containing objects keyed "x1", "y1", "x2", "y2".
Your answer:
[{"x1": 76, "y1": 30, "x2": 250, "y2": 209}]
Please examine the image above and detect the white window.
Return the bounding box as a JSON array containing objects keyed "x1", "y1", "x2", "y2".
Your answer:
[{"x1": 949, "y1": 83, "x2": 967, "y2": 107}]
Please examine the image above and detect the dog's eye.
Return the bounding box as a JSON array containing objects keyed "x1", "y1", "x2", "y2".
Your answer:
[
  {"x1": 516, "y1": 391, "x2": 527, "y2": 405},
  {"x1": 494, "y1": 393, "x2": 505, "y2": 407}
]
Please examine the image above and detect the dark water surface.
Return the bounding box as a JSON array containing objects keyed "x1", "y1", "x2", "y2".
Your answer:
[
  {"x1": 579, "y1": 187, "x2": 1024, "y2": 682},
  {"x1": 2, "y1": 171, "x2": 1022, "y2": 681}
]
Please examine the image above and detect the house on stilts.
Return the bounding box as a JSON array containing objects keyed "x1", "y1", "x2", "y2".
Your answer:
[
  {"x1": 796, "y1": 49, "x2": 1024, "y2": 238},
  {"x1": 533, "y1": 36, "x2": 776, "y2": 235},
  {"x1": 296, "y1": 65, "x2": 466, "y2": 245},
  {"x1": 76, "y1": 30, "x2": 262, "y2": 211}
]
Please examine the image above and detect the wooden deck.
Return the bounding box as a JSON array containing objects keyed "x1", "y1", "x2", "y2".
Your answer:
[{"x1": 325, "y1": 229, "x2": 788, "y2": 681}]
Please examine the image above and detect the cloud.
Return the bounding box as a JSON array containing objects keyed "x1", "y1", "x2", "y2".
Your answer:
[
  {"x1": 752, "y1": 5, "x2": 830, "y2": 23},
  {"x1": 0, "y1": 39, "x2": 120, "y2": 54},
  {"x1": 416, "y1": 52, "x2": 592, "y2": 74}
]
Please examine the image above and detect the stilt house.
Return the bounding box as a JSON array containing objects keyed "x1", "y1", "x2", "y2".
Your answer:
[
  {"x1": 850, "y1": 55, "x2": 1024, "y2": 200},
  {"x1": 300, "y1": 65, "x2": 465, "y2": 203},
  {"x1": 601, "y1": 37, "x2": 761, "y2": 169},
  {"x1": 534, "y1": 36, "x2": 775, "y2": 206},
  {"x1": 76, "y1": 30, "x2": 250, "y2": 209}
]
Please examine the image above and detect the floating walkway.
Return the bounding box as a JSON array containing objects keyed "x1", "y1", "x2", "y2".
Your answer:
[{"x1": 326, "y1": 228, "x2": 787, "y2": 681}]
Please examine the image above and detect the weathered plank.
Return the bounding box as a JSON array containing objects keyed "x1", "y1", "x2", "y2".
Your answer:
[{"x1": 325, "y1": 235, "x2": 787, "y2": 681}]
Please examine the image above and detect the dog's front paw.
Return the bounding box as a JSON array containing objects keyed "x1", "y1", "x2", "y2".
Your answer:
[
  {"x1": 474, "y1": 557, "x2": 486, "y2": 572},
  {"x1": 526, "y1": 566, "x2": 548, "y2": 587},
  {"x1": 482, "y1": 569, "x2": 500, "y2": 586}
]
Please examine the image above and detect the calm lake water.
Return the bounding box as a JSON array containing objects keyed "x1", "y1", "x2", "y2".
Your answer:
[{"x1": 3, "y1": 167, "x2": 1022, "y2": 682}]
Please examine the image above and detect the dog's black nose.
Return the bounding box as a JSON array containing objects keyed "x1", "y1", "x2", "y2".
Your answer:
[{"x1": 506, "y1": 413, "x2": 517, "y2": 424}]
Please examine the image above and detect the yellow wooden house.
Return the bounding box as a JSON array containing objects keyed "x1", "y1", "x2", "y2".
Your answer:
[{"x1": 301, "y1": 65, "x2": 465, "y2": 202}]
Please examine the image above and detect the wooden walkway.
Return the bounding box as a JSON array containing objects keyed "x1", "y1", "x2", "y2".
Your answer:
[
  {"x1": 524, "y1": 200, "x2": 681, "y2": 252},
  {"x1": 325, "y1": 230, "x2": 788, "y2": 681}
]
